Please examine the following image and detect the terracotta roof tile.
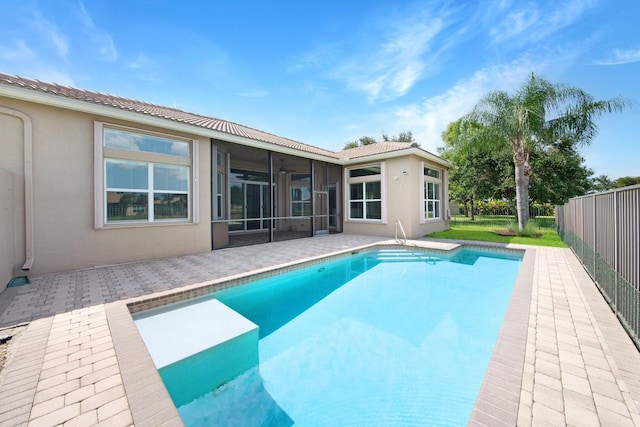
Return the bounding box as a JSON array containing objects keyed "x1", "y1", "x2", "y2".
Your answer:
[
  {"x1": 338, "y1": 142, "x2": 416, "y2": 159},
  {"x1": 0, "y1": 72, "x2": 338, "y2": 159}
]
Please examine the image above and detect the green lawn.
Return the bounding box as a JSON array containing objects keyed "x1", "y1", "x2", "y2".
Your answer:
[{"x1": 427, "y1": 222, "x2": 567, "y2": 248}]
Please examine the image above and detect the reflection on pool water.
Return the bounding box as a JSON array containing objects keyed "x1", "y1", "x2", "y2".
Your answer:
[{"x1": 136, "y1": 248, "x2": 523, "y2": 426}]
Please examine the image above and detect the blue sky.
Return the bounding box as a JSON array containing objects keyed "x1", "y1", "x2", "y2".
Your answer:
[{"x1": 1, "y1": 0, "x2": 638, "y2": 179}]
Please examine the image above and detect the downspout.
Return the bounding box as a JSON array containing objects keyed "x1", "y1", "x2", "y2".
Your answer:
[{"x1": 0, "y1": 106, "x2": 34, "y2": 271}]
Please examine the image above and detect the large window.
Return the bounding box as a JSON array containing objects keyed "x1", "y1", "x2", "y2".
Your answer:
[
  {"x1": 290, "y1": 173, "x2": 311, "y2": 217},
  {"x1": 348, "y1": 165, "x2": 382, "y2": 221},
  {"x1": 423, "y1": 165, "x2": 441, "y2": 220},
  {"x1": 291, "y1": 186, "x2": 311, "y2": 216},
  {"x1": 96, "y1": 124, "x2": 196, "y2": 226},
  {"x1": 215, "y1": 150, "x2": 226, "y2": 219}
]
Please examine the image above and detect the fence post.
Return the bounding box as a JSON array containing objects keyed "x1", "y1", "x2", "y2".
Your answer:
[
  {"x1": 593, "y1": 193, "x2": 597, "y2": 278},
  {"x1": 614, "y1": 188, "x2": 619, "y2": 311}
]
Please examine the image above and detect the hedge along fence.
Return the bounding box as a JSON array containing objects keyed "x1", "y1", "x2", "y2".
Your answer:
[
  {"x1": 556, "y1": 185, "x2": 640, "y2": 349},
  {"x1": 451, "y1": 201, "x2": 556, "y2": 229}
]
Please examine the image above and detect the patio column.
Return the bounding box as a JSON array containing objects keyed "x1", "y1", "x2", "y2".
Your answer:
[
  {"x1": 310, "y1": 159, "x2": 315, "y2": 236},
  {"x1": 268, "y1": 151, "x2": 274, "y2": 243}
]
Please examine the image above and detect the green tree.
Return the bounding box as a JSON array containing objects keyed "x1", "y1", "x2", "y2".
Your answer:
[
  {"x1": 528, "y1": 144, "x2": 593, "y2": 204},
  {"x1": 613, "y1": 176, "x2": 640, "y2": 188},
  {"x1": 441, "y1": 119, "x2": 594, "y2": 210},
  {"x1": 466, "y1": 73, "x2": 628, "y2": 230},
  {"x1": 439, "y1": 119, "x2": 513, "y2": 218},
  {"x1": 343, "y1": 130, "x2": 416, "y2": 149},
  {"x1": 382, "y1": 130, "x2": 416, "y2": 143},
  {"x1": 343, "y1": 136, "x2": 377, "y2": 149},
  {"x1": 343, "y1": 141, "x2": 360, "y2": 149},
  {"x1": 590, "y1": 175, "x2": 614, "y2": 193}
]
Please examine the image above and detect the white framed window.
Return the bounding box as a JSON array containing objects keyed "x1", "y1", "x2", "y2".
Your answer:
[
  {"x1": 95, "y1": 123, "x2": 198, "y2": 227},
  {"x1": 347, "y1": 164, "x2": 383, "y2": 221},
  {"x1": 215, "y1": 149, "x2": 226, "y2": 219},
  {"x1": 290, "y1": 173, "x2": 311, "y2": 217},
  {"x1": 290, "y1": 186, "x2": 311, "y2": 216},
  {"x1": 423, "y1": 164, "x2": 441, "y2": 220}
]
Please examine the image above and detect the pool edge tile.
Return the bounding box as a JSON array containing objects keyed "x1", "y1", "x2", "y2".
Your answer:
[
  {"x1": 468, "y1": 247, "x2": 535, "y2": 426},
  {"x1": 105, "y1": 301, "x2": 184, "y2": 427}
]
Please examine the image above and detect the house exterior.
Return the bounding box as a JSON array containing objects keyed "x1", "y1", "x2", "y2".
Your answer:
[{"x1": 0, "y1": 72, "x2": 449, "y2": 290}]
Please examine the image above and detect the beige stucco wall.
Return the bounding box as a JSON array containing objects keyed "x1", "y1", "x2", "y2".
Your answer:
[
  {"x1": 0, "y1": 97, "x2": 212, "y2": 277},
  {"x1": 0, "y1": 110, "x2": 26, "y2": 290},
  {"x1": 343, "y1": 155, "x2": 449, "y2": 239}
]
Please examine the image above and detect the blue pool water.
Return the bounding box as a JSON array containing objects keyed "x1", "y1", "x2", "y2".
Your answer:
[{"x1": 143, "y1": 248, "x2": 522, "y2": 426}]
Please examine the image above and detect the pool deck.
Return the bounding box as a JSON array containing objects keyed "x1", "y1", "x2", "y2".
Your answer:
[{"x1": 0, "y1": 234, "x2": 639, "y2": 426}]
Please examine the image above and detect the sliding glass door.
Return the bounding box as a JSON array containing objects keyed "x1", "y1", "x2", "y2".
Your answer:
[{"x1": 230, "y1": 178, "x2": 272, "y2": 232}]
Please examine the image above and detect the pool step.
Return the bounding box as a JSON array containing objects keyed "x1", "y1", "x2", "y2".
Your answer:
[
  {"x1": 372, "y1": 249, "x2": 440, "y2": 263},
  {"x1": 135, "y1": 299, "x2": 259, "y2": 406}
]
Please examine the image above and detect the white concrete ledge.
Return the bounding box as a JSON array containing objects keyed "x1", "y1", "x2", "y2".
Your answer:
[{"x1": 134, "y1": 298, "x2": 258, "y2": 369}]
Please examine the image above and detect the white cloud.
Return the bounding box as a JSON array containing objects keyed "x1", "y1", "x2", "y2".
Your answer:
[
  {"x1": 78, "y1": 3, "x2": 118, "y2": 62},
  {"x1": 0, "y1": 39, "x2": 73, "y2": 85},
  {"x1": 287, "y1": 51, "x2": 326, "y2": 73},
  {"x1": 390, "y1": 62, "x2": 541, "y2": 153},
  {"x1": 547, "y1": 0, "x2": 598, "y2": 32},
  {"x1": 0, "y1": 39, "x2": 35, "y2": 61},
  {"x1": 594, "y1": 48, "x2": 640, "y2": 66},
  {"x1": 490, "y1": 7, "x2": 540, "y2": 43},
  {"x1": 32, "y1": 12, "x2": 69, "y2": 59},
  {"x1": 128, "y1": 53, "x2": 151, "y2": 69},
  {"x1": 290, "y1": 3, "x2": 461, "y2": 103},
  {"x1": 489, "y1": 0, "x2": 597, "y2": 45},
  {"x1": 340, "y1": 14, "x2": 446, "y2": 102}
]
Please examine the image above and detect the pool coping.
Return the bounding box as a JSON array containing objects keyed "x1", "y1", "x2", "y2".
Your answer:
[
  {"x1": 107, "y1": 240, "x2": 531, "y2": 426},
  {"x1": 468, "y1": 247, "x2": 535, "y2": 425}
]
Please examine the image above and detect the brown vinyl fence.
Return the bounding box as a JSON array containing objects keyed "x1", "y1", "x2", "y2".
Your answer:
[{"x1": 556, "y1": 185, "x2": 640, "y2": 348}]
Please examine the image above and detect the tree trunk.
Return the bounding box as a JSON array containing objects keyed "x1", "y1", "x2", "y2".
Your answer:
[
  {"x1": 470, "y1": 195, "x2": 475, "y2": 221},
  {"x1": 513, "y1": 139, "x2": 530, "y2": 231},
  {"x1": 514, "y1": 160, "x2": 530, "y2": 231}
]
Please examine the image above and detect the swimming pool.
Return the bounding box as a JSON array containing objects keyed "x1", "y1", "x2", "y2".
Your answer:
[{"x1": 135, "y1": 247, "x2": 523, "y2": 426}]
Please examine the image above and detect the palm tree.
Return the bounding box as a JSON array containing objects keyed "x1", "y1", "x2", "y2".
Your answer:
[
  {"x1": 591, "y1": 175, "x2": 613, "y2": 193},
  {"x1": 466, "y1": 73, "x2": 628, "y2": 230}
]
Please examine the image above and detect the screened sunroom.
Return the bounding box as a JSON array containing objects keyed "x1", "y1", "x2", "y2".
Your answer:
[{"x1": 211, "y1": 141, "x2": 343, "y2": 248}]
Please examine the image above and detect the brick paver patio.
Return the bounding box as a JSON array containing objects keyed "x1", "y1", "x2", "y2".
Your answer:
[{"x1": 1, "y1": 234, "x2": 639, "y2": 426}]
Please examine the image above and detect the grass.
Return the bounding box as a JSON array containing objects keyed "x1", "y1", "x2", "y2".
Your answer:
[{"x1": 427, "y1": 220, "x2": 568, "y2": 248}]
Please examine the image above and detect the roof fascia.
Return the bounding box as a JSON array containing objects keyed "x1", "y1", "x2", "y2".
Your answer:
[
  {"x1": 0, "y1": 84, "x2": 342, "y2": 164},
  {"x1": 342, "y1": 147, "x2": 450, "y2": 168}
]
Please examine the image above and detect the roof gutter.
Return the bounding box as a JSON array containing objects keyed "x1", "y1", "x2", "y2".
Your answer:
[{"x1": 0, "y1": 106, "x2": 34, "y2": 271}]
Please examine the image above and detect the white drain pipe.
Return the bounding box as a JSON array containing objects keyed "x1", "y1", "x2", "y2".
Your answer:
[{"x1": 0, "y1": 106, "x2": 34, "y2": 271}]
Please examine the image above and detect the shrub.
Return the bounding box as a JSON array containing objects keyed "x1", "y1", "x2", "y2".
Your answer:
[{"x1": 508, "y1": 221, "x2": 539, "y2": 237}]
